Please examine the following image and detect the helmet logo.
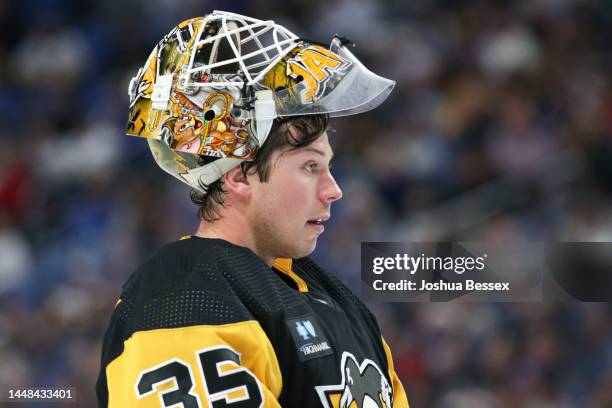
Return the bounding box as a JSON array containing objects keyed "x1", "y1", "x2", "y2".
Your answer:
[{"x1": 286, "y1": 46, "x2": 352, "y2": 104}]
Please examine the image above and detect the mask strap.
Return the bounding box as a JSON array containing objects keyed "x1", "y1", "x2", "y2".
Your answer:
[{"x1": 254, "y1": 90, "x2": 276, "y2": 146}]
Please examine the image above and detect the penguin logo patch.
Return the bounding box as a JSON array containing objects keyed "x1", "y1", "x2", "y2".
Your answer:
[{"x1": 316, "y1": 352, "x2": 393, "y2": 408}]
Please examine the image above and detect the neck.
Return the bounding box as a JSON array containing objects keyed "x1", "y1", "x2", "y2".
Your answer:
[{"x1": 194, "y1": 211, "x2": 275, "y2": 267}]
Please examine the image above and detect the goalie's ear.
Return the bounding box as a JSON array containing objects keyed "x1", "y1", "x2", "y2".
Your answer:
[{"x1": 223, "y1": 165, "x2": 251, "y2": 200}]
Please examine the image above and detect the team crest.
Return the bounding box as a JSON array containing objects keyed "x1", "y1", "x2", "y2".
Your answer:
[{"x1": 316, "y1": 352, "x2": 393, "y2": 408}]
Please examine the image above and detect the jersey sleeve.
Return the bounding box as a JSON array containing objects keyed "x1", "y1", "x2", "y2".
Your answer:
[
  {"x1": 97, "y1": 280, "x2": 283, "y2": 407},
  {"x1": 104, "y1": 319, "x2": 283, "y2": 407},
  {"x1": 381, "y1": 337, "x2": 410, "y2": 408}
]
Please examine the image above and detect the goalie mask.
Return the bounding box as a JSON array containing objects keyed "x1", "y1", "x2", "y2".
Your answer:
[{"x1": 127, "y1": 10, "x2": 395, "y2": 191}]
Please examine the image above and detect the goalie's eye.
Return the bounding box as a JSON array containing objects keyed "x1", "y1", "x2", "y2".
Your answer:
[{"x1": 304, "y1": 161, "x2": 319, "y2": 173}]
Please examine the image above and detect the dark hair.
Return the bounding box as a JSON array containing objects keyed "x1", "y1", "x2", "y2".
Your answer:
[{"x1": 190, "y1": 114, "x2": 330, "y2": 222}]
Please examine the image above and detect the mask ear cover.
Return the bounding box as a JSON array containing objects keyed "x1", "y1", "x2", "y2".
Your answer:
[
  {"x1": 178, "y1": 90, "x2": 276, "y2": 192},
  {"x1": 179, "y1": 156, "x2": 244, "y2": 189},
  {"x1": 146, "y1": 137, "x2": 239, "y2": 191}
]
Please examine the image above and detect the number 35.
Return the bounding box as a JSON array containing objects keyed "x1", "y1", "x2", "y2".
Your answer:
[{"x1": 136, "y1": 346, "x2": 264, "y2": 407}]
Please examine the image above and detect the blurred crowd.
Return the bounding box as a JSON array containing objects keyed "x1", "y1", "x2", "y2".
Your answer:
[{"x1": 0, "y1": 0, "x2": 611, "y2": 406}]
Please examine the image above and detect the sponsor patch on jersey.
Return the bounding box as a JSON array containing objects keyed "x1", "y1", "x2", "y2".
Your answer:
[{"x1": 286, "y1": 316, "x2": 333, "y2": 362}]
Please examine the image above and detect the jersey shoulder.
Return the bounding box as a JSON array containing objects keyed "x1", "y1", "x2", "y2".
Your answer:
[
  {"x1": 98, "y1": 238, "x2": 286, "y2": 407},
  {"x1": 117, "y1": 237, "x2": 258, "y2": 332}
]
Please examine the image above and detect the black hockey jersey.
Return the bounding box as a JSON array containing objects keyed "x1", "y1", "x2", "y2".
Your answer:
[{"x1": 96, "y1": 236, "x2": 408, "y2": 407}]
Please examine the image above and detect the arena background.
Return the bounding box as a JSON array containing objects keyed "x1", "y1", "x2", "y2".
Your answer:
[{"x1": 0, "y1": 0, "x2": 611, "y2": 406}]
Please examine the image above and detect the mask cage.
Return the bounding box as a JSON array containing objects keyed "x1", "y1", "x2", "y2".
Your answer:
[{"x1": 186, "y1": 10, "x2": 299, "y2": 87}]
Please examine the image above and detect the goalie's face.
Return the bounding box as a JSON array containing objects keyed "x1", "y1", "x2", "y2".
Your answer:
[{"x1": 247, "y1": 132, "x2": 343, "y2": 261}]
